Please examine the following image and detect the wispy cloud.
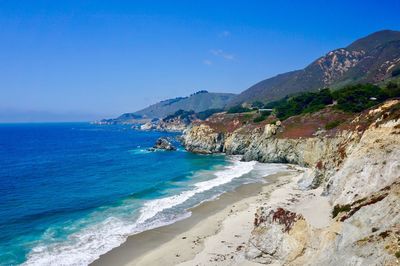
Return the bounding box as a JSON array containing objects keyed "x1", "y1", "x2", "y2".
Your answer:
[
  {"x1": 219, "y1": 30, "x2": 231, "y2": 37},
  {"x1": 203, "y1": 59, "x2": 213, "y2": 65},
  {"x1": 210, "y1": 49, "x2": 235, "y2": 60}
]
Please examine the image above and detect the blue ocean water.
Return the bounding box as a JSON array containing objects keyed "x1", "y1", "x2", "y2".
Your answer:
[{"x1": 0, "y1": 123, "x2": 287, "y2": 265}]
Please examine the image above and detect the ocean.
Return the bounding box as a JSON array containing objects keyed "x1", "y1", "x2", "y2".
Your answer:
[{"x1": 0, "y1": 123, "x2": 287, "y2": 265}]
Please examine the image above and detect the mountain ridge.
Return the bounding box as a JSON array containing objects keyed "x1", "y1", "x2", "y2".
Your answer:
[
  {"x1": 229, "y1": 30, "x2": 400, "y2": 106},
  {"x1": 134, "y1": 90, "x2": 235, "y2": 119}
]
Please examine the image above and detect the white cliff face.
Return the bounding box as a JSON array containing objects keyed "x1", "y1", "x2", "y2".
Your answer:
[
  {"x1": 327, "y1": 119, "x2": 400, "y2": 205},
  {"x1": 183, "y1": 99, "x2": 400, "y2": 265}
]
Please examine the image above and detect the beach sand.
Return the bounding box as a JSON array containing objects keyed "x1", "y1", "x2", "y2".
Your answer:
[{"x1": 92, "y1": 170, "x2": 295, "y2": 266}]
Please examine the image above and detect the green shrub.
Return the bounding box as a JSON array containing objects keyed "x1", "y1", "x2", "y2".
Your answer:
[
  {"x1": 325, "y1": 120, "x2": 342, "y2": 130},
  {"x1": 196, "y1": 108, "x2": 224, "y2": 120},
  {"x1": 252, "y1": 101, "x2": 264, "y2": 109},
  {"x1": 163, "y1": 110, "x2": 195, "y2": 121},
  {"x1": 260, "y1": 110, "x2": 272, "y2": 116},
  {"x1": 261, "y1": 82, "x2": 398, "y2": 122},
  {"x1": 273, "y1": 88, "x2": 333, "y2": 120},
  {"x1": 253, "y1": 115, "x2": 267, "y2": 123},
  {"x1": 332, "y1": 84, "x2": 389, "y2": 113},
  {"x1": 227, "y1": 105, "x2": 252, "y2": 114},
  {"x1": 332, "y1": 204, "x2": 351, "y2": 218},
  {"x1": 243, "y1": 114, "x2": 253, "y2": 120},
  {"x1": 384, "y1": 82, "x2": 400, "y2": 98},
  {"x1": 395, "y1": 251, "x2": 400, "y2": 258}
]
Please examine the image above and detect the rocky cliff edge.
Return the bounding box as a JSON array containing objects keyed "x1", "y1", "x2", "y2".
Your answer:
[{"x1": 183, "y1": 99, "x2": 400, "y2": 265}]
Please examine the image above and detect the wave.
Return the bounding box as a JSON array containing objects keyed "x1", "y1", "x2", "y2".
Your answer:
[{"x1": 23, "y1": 158, "x2": 285, "y2": 266}]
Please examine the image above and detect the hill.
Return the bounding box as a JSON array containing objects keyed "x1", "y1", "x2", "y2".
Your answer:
[
  {"x1": 95, "y1": 91, "x2": 235, "y2": 124},
  {"x1": 229, "y1": 30, "x2": 400, "y2": 106},
  {"x1": 134, "y1": 90, "x2": 235, "y2": 118}
]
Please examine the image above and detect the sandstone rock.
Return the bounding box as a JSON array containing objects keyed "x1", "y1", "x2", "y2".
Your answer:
[{"x1": 183, "y1": 99, "x2": 400, "y2": 265}]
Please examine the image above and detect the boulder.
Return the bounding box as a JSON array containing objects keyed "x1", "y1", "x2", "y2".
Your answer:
[{"x1": 150, "y1": 137, "x2": 177, "y2": 151}]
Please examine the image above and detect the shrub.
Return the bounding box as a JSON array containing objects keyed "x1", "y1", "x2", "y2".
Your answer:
[
  {"x1": 273, "y1": 88, "x2": 333, "y2": 120},
  {"x1": 260, "y1": 110, "x2": 272, "y2": 116},
  {"x1": 253, "y1": 115, "x2": 267, "y2": 123},
  {"x1": 395, "y1": 251, "x2": 400, "y2": 258},
  {"x1": 332, "y1": 84, "x2": 389, "y2": 113},
  {"x1": 325, "y1": 120, "x2": 342, "y2": 130},
  {"x1": 332, "y1": 204, "x2": 351, "y2": 218},
  {"x1": 227, "y1": 105, "x2": 252, "y2": 114},
  {"x1": 260, "y1": 82, "x2": 398, "y2": 122},
  {"x1": 196, "y1": 108, "x2": 224, "y2": 120},
  {"x1": 163, "y1": 110, "x2": 195, "y2": 121},
  {"x1": 252, "y1": 101, "x2": 264, "y2": 108},
  {"x1": 384, "y1": 82, "x2": 400, "y2": 98},
  {"x1": 243, "y1": 113, "x2": 253, "y2": 120}
]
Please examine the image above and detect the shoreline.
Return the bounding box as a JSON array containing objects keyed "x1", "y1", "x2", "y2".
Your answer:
[{"x1": 92, "y1": 170, "x2": 296, "y2": 266}]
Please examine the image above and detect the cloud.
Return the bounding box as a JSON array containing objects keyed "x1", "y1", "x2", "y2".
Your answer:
[
  {"x1": 203, "y1": 59, "x2": 213, "y2": 65},
  {"x1": 210, "y1": 49, "x2": 235, "y2": 60},
  {"x1": 219, "y1": 30, "x2": 231, "y2": 37}
]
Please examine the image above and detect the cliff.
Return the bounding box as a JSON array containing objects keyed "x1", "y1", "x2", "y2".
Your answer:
[{"x1": 183, "y1": 99, "x2": 400, "y2": 264}]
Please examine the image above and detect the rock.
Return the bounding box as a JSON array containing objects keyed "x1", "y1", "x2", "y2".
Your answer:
[
  {"x1": 151, "y1": 137, "x2": 177, "y2": 151},
  {"x1": 183, "y1": 99, "x2": 400, "y2": 265},
  {"x1": 140, "y1": 122, "x2": 154, "y2": 131}
]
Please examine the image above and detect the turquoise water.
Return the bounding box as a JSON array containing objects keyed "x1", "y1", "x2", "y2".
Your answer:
[{"x1": 0, "y1": 123, "x2": 286, "y2": 265}]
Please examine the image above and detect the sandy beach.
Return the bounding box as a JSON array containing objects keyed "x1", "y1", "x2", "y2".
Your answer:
[{"x1": 92, "y1": 169, "x2": 303, "y2": 266}]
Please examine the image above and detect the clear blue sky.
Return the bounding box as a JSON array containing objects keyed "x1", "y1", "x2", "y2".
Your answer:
[{"x1": 1, "y1": 0, "x2": 399, "y2": 122}]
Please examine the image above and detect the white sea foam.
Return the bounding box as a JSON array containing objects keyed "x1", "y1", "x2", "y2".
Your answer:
[
  {"x1": 23, "y1": 158, "x2": 286, "y2": 266},
  {"x1": 136, "y1": 157, "x2": 256, "y2": 225}
]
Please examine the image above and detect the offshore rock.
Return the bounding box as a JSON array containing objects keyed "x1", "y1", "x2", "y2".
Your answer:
[{"x1": 150, "y1": 137, "x2": 176, "y2": 151}]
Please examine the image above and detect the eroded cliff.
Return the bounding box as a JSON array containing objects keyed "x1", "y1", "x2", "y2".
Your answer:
[{"x1": 183, "y1": 99, "x2": 400, "y2": 265}]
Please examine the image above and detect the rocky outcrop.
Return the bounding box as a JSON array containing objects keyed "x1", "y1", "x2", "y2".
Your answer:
[
  {"x1": 183, "y1": 99, "x2": 400, "y2": 265},
  {"x1": 155, "y1": 118, "x2": 189, "y2": 132},
  {"x1": 182, "y1": 124, "x2": 225, "y2": 154},
  {"x1": 185, "y1": 120, "x2": 359, "y2": 188},
  {"x1": 148, "y1": 137, "x2": 176, "y2": 151}
]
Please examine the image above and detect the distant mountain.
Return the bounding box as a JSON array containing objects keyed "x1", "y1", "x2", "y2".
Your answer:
[
  {"x1": 134, "y1": 91, "x2": 236, "y2": 118},
  {"x1": 229, "y1": 30, "x2": 400, "y2": 106},
  {"x1": 96, "y1": 91, "x2": 236, "y2": 124}
]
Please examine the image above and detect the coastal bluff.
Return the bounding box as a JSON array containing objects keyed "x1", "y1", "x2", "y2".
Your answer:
[{"x1": 183, "y1": 99, "x2": 400, "y2": 265}]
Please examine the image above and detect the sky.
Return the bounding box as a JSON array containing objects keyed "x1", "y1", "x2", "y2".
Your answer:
[{"x1": 0, "y1": 0, "x2": 399, "y2": 122}]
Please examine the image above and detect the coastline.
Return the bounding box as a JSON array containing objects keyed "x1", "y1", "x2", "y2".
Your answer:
[{"x1": 92, "y1": 170, "x2": 296, "y2": 266}]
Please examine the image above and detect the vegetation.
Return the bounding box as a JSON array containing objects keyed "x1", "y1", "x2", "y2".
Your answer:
[
  {"x1": 332, "y1": 84, "x2": 389, "y2": 112},
  {"x1": 332, "y1": 204, "x2": 351, "y2": 218},
  {"x1": 196, "y1": 108, "x2": 224, "y2": 120},
  {"x1": 267, "y1": 88, "x2": 333, "y2": 120},
  {"x1": 385, "y1": 81, "x2": 400, "y2": 98},
  {"x1": 163, "y1": 110, "x2": 195, "y2": 121},
  {"x1": 230, "y1": 30, "x2": 400, "y2": 106},
  {"x1": 260, "y1": 110, "x2": 272, "y2": 116},
  {"x1": 253, "y1": 110, "x2": 272, "y2": 123},
  {"x1": 190, "y1": 90, "x2": 208, "y2": 96},
  {"x1": 325, "y1": 120, "x2": 342, "y2": 130},
  {"x1": 251, "y1": 101, "x2": 264, "y2": 109},
  {"x1": 262, "y1": 82, "x2": 400, "y2": 121},
  {"x1": 227, "y1": 105, "x2": 252, "y2": 114},
  {"x1": 395, "y1": 251, "x2": 400, "y2": 258},
  {"x1": 253, "y1": 115, "x2": 266, "y2": 123}
]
